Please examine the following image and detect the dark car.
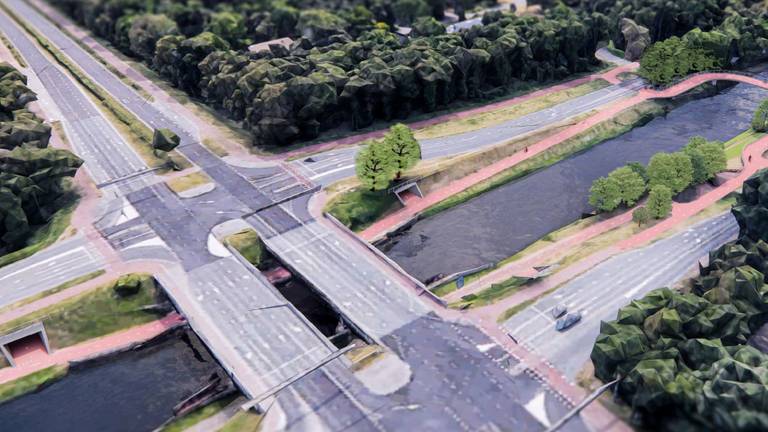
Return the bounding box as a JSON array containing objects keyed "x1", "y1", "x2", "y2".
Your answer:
[
  {"x1": 556, "y1": 312, "x2": 582, "y2": 331},
  {"x1": 551, "y1": 305, "x2": 567, "y2": 319}
]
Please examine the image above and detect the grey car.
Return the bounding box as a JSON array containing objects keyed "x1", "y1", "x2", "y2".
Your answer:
[{"x1": 555, "y1": 312, "x2": 582, "y2": 331}]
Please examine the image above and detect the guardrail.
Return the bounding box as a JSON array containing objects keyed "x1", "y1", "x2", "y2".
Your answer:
[{"x1": 324, "y1": 212, "x2": 448, "y2": 308}]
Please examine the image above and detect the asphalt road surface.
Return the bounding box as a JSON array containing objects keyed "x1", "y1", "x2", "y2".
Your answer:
[
  {"x1": 503, "y1": 212, "x2": 739, "y2": 381},
  {"x1": 6, "y1": 3, "x2": 585, "y2": 429},
  {"x1": 0, "y1": 235, "x2": 104, "y2": 309},
  {"x1": 0, "y1": 9, "x2": 147, "y2": 186},
  {"x1": 292, "y1": 80, "x2": 643, "y2": 186}
]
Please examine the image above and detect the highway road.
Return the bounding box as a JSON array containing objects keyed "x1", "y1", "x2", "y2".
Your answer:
[
  {"x1": 4, "y1": 3, "x2": 586, "y2": 430},
  {"x1": 0, "y1": 235, "x2": 104, "y2": 309},
  {"x1": 292, "y1": 79, "x2": 644, "y2": 186},
  {"x1": 503, "y1": 212, "x2": 739, "y2": 381},
  {"x1": 0, "y1": 8, "x2": 146, "y2": 186}
]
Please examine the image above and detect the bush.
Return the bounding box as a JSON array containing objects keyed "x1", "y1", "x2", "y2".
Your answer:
[
  {"x1": 632, "y1": 206, "x2": 651, "y2": 226},
  {"x1": 112, "y1": 274, "x2": 153, "y2": 297},
  {"x1": 752, "y1": 99, "x2": 768, "y2": 132},
  {"x1": 647, "y1": 152, "x2": 693, "y2": 194}
]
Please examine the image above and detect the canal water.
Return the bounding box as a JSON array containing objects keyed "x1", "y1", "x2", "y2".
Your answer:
[
  {"x1": 381, "y1": 80, "x2": 768, "y2": 281},
  {"x1": 0, "y1": 332, "x2": 222, "y2": 432}
]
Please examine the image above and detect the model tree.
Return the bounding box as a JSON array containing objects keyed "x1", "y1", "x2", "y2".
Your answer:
[
  {"x1": 647, "y1": 184, "x2": 673, "y2": 219},
  {"x1": 589, "y1": 176, "x2": 622, "y2": 212},
  {"x1": 610, "y1": 166, "x2": 647, "y2": 207},
  {"x1": 384, "y1": 124, "x2": 421, "y2": 179},
  {"x1": 632, "y1": 206, "x2": 651, "y2": 226},
  {"x1": 647, "y1": 152, "x2": 693, "y2": 194},
  {"x1": 355, "y1": 140, "x2": 395, "y2": 191}
]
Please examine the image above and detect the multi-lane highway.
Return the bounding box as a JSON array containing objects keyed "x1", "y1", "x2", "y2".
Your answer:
[
  {"x1": 1, "y1": 2, "x2": 585, "y2": 430},
  {"x1": 292, "y1": 79, "x2": 643, "y2": 186},
  {"x1": 0, "y1": 235, "x2": 104, "y2": 309},
  {"x1": 504, "y1": 212, "x2": 739, "y2": 380}
]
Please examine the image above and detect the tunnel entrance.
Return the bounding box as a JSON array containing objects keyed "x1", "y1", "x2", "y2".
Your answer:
[{"x1": 0, "y1": 322, "x2": 51, "y2": 367}]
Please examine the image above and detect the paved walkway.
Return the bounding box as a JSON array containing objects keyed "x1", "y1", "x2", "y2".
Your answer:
[
  {"x1": 360, "y1": 72, "x2": 768, "y2": 242},
  {"x1": 0, "y1": 313, "x2": 184, "y2": 385}
]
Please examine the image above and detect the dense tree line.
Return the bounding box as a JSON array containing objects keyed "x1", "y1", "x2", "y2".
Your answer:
[
  {"x1": 49, "y1": 0, "x2": 607, "y2": 148},
  {"x1": 0, "y1": 63, "x2": 82, "y2": 254}
]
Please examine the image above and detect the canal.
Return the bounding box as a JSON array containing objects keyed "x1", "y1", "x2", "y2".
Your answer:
[
  {"x1": 381, "y1": 79, "x2": 768, "y2": 281},
  {"x1": 0, "y1": 331, "x2": 223, "y2": 432}
]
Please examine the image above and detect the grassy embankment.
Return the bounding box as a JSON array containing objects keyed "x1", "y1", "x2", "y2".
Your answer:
[
  {"x1": 0, "y1": 364, "x2": 68, "y2": 405},
  {"x1": 0, "y1": 191, "x2": 78, "y2": 268},
  {"x1": 225, "y1": 229, "x2": 267, "y2": 269},
  {"x1": 325, "y1": 80, "x2": 621, "y2": 231},
  {"x1": 0, "y1": 4, "x2": 188, "y2": 170},
  {"x1": 166, "y1": 171, "x2": 212, "y2": 194},
  {"x1": 0, "y1": 274, "x2": 166, "y2": 349},
  {"x1": 0, "y1": 270, "x2": 105, "y2": 315},
  {"x1": 448, "y1": 277, "x2": 529, "y2": 309},
  {"x1": 159, "y1": 394, "x2": 240, "y2": 432},
  {"x1": 219, "y1": 410, "x2": 263, "y2": 432},
  {"x1": 0, "y1": 31, "x2": 27, "y2": 67}
]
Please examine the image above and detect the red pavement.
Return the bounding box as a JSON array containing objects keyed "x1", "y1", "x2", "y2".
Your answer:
[
  {"x1": 0, "y1": 313, "x2": 184, "y2": 385},
  {"x1": 361, "y1": 72, "x2": 768, "y2": 242}
]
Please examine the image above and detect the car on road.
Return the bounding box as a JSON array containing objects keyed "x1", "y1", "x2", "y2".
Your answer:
[
  {"x1": 551, "y1": 305, "x2": 567, "y2": 319},
  {"x1": 555, "y1": 313, "x2": 582, "y2": 331}
]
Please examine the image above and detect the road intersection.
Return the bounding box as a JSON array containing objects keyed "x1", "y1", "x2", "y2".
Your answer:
[{"x1": 0, "y1": 1, "x2": 585, "y2": 430}]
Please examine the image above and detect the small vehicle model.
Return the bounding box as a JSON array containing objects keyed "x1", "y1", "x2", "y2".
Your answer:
[
  {"x1": 555, "y1": 312, "x2": 582, "y2": 331},
  {"x1": 551, "y1": 305, "x2": 567, "y2": 319}
]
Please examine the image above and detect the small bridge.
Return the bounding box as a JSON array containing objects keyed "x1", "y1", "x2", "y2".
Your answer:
[{"x1": 644, "y1": 71, "x2": 768, "y2": 99}]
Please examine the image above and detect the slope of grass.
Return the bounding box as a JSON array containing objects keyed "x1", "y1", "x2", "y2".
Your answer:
[
  {"x1": 166, "y1": 171, "x2": 211, "y2": 194},
  {"x1": 724, "y1": 129, "x2": 764, "y2": 161},
  {"x1": 449, "y1": 277, "x2": 529, "y2": 309},
  {"x1": 225, "y1": 229, "x2": 267, "y2": 269},
  {"x1": 0, "y1": 365, "x2": 68, "y2": 404},
  {"x1": 219, "y1": 410, "x2": 263, "y2": 432},
  {"x1": 325, "y1": 189, "x2": 399, "y2": 232},
  {"x1": 0, "y1": 274, "x2": 165, "y2": 349}
]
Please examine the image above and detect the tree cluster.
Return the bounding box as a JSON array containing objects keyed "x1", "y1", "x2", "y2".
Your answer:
[
  {"x1": 589, "y1": 136, "x2": 726, "y2": 216},
  {"x1": 355, "y1": 124, "x2": 420, "y2": 190},
  {"x1": 591, "y1": 169, "x2": 768, "y2": 431},
  {"x1": 49, "y1": 0, "x2": 607, "y2": 148},
  {"x1": 752, "y1": 99, "x2": 768, "y2": 132},
  {"x1": 0, "y1": 63, "x2": 82, "y2": 254},
  {"x1": 638, "y1": 13, "x2": 768, "y2": 85}
]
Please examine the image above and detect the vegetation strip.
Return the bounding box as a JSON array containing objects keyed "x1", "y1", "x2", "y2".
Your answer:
[
  {"x1": 0, "y1": 364, "x2": 68, "y2": 405},
  {"x1": 0, "y1": 274, "x2": 167, "y2": 349}
]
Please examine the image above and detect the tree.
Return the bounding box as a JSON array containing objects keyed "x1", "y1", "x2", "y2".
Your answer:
[
  {"x1": 752, "y1": 99, "x2": 768, "y2": 132},
  {"x1": 647, "y1": 185, "x2": 673, "y2": 219},
  {"x1": 392, "y1": 0, "x2": 429, "y2": 25},
  {"x1": 685, "y1": 136, "x2": 726, "y2": 181},
  {"x1": 627, "y1": 161, "x2": 648, "y2": 183},
  {"x1": 589, "y1": 176, "x2": 622, "y2": 212},
  {"x1": 647, "y1": 152, "x2": 693, "y2": 194},
  {"x1": 632, "y1": 206, "x2": 651, "y2": 226},
  {"x1": 206, "y1": 11, "x2": 247, "y2": 48},
  {"x1": 639, "y1": 36, "x2": 718, "y2": 86},
  {"x1": 128, "y1": 14, "x2": 178, "y2": 62},
  {"x1": 384, "y1": 124, "x2": 420, "y2": 179},
  {"x1": 355, "y1": 140, "x2": 395, "y2": 191},
  {"x1": 609, "y1": 166, "x2": 646, "y2": 207}
]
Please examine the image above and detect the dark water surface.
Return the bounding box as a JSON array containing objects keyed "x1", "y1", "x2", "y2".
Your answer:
[
  {"x1": 382, "y1": 81, "x2": 768, "y2": 281},
  {"x1": 0, "y1": 333, "x2": 219, "y2": 432}
]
